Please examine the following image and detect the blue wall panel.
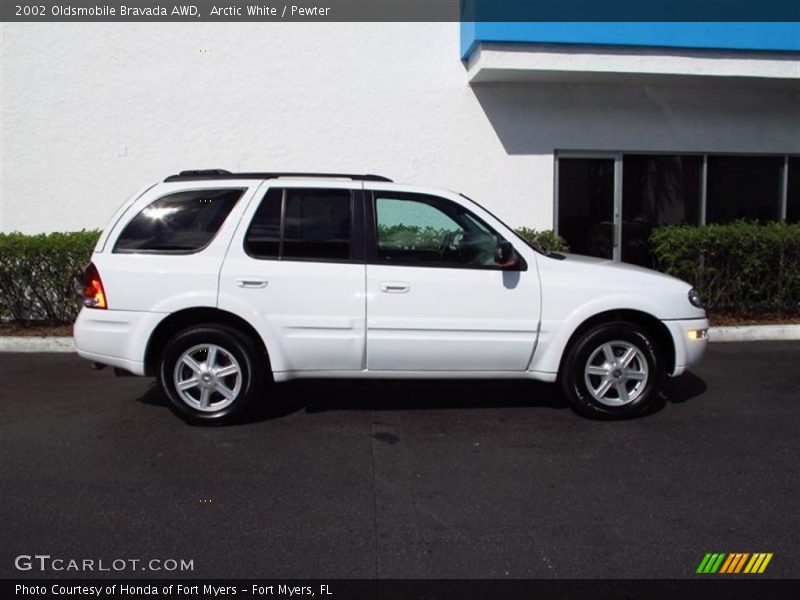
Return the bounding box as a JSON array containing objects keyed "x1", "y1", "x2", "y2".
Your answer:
[{"x1": 461, "y1": 22, "x2": 800, "y2": 60}]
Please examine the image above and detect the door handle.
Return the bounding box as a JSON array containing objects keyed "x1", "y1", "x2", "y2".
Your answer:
[
  {"x1": 380, "y1": 281, "x2": 410, "y2": 294},
  {"x1": 236, "y1": 278, "x2": 268, "y2": 289}
]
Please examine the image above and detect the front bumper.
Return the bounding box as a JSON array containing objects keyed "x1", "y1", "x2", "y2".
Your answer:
[{"x1": 664, "y1": 317, "x2": 709, "y2": 376}]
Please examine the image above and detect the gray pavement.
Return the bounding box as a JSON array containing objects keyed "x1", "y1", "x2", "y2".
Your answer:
[{"x1": 1, "y1": 342, "x2": 798, "y2": 579}]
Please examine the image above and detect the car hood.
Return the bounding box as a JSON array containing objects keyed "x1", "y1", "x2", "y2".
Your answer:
[
  {"x1": 532, "y1": 251, "x2": 706, "y2": 321},
  {"x1": 548, "y1": 252, "x2": 691, "y2": 291}
]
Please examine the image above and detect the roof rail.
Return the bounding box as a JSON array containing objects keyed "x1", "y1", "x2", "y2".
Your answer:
[{"x1": 164, "y1": 170, "x2": 393, "y2": 183}]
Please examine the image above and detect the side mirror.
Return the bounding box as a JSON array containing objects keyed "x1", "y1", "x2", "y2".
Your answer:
[{"x1": 494, "y1": 240, "x2": 519, "y2": 268}]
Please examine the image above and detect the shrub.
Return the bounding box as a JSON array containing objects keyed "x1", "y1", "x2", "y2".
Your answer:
[
  {"x1": 650, "y1": 221, "x2": 800, "y2": 315},
  {"x1": 377, "y1": 224, "x2": 450, "y2": 249},
  {"x1": 513, "y1": 227, "x2": 570, "y2": 253},
  {"x1": 14, "y1": 223, "x2": 796, "y2": 324},
  {"x1": 0, "y1": 230, "x2": 101, "y2": 323},
  {"x1": 376, "y1": 224, "x2": 570, "y2": 254}
]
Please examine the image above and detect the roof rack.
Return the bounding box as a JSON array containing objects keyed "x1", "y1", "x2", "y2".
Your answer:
[{"x1": 164, "y1": 170, "x2": 393, "y2": 183}]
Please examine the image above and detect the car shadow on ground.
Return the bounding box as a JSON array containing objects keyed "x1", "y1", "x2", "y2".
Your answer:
[
  {"x1": 660, "y1": 371, "x2": 708, "y2": 405},
  {"x1": 135, "y1": 371, "x2": 708, "y2": 424}
]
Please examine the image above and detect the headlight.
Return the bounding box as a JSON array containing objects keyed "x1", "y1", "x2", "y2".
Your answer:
[{"x1": 688, "y1": 288, "x2": 704, "y2": 309}]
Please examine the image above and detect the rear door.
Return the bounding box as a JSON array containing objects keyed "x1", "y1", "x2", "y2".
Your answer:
[
  {"x1": 364, "y1": 188, "x2": 540, "y2": 372},
  {"x1": 97, "y1": 181, "x2": 257, "y2": 312},
  {"x1": 218, "y1": 181, "x2": 366, "y2": 373}
]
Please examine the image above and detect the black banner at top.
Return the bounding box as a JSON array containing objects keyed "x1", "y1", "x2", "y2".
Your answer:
[{"x1": 2, "y1": 0, "x2": 800, "y2": 22}]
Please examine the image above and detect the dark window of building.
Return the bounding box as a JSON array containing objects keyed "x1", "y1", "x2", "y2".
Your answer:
[
  {"x1": 244, "y1": 188, "x2": 282, "y2": 258},
  {"x1": 115, "y1": 188, "x2": 243, "y2": 253},
  {"x1": 245, "y1": 188, "x2": 352, "y2": 261},
  {"x1": 787, "y1": 157, "x2": 800, "y2": 224},
  {"x1": 557, "y1": 158, "x2": 615, "y2": 259},
  {"x1": 622, "y1": 154, "x2": 702, "y2": 266},
  {"x1": 706, "y1": 156, "x2": 783, "y2": 223}
]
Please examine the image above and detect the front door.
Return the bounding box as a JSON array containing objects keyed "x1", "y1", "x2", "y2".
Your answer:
[{"x1": 364, "y1": 190, "x2": 540, "y2": 372}]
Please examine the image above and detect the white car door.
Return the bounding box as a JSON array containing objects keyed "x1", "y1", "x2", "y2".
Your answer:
[
  {"x1": 365, "y1": 189, "x2": 540, "y2": 372},
  {"x1": 219, "y1": 181, "x2": 366, "y2": 373}
]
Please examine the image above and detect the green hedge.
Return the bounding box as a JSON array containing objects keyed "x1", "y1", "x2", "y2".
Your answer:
[
  {"x1": 0, "y1": 226, "x2": 566, "y2": 324},
  {"x1": 12, "y1": 223, "x2": 796, "y2": 323},
  {"x1": 650, "y1": 221, "x2": 800, "y2": 315},
  {"x1": 376, "y1": 224, "x2": 569, "y2": 254},
  {"x1": 513, "y1": 227, "x2": 570, "y2": 253},
  {"x1": 0, "y1": 230, "x2": 101, "y2": 323},
  {"x1": 377, "y1": 224, "x2": 452, "y2": 249}
]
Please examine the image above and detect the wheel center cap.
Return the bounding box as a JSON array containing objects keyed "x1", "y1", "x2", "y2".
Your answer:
[
  {"x1": 612, "y1": 369, "x2": 622, "y2": 379},
  {"x1": 202, "y1": 374, "x2": 212, "y2": 383}
]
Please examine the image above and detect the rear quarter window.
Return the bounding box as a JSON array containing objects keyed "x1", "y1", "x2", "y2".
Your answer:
[{"x1": 114, "y1": 188, "x2": 244, "y2": 253}]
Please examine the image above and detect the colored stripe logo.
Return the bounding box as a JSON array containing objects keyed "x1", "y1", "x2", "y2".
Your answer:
[{"x1": 697, "y1": 553, "x2": 773, "y2": 574}]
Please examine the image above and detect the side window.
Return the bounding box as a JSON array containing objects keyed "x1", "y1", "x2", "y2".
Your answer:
[
  {"x1": 243, "y1": 188, "x2": 282, "y2": 258},
  {"x1": 377, "y1": 198, "x2": 463, "y2": 254},
  {"x1": 284, "y1": 189, "x2": 351, "y2": 260},
  {"x1": 115, "y1": 188, "x2": 243, "y2": 253},
  {"x1": 374, "y1": 193, "x2": 501, "y2": 268},
  {"x1": 245, "y1": 188, "x2": 352, "y2": 261}
]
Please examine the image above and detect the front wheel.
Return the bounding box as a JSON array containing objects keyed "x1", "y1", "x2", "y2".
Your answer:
[
  {"x1": 559, "y1": 322, "x2": 663, "y2": 419},
  {"x1": 158, "y1": 324, "x2": 263, "y2": 424}
]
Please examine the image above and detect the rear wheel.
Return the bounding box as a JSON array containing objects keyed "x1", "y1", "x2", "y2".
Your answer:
[
  {"x1": 560, "y1": 321, "x2": 663, "y2": 419},
  {"x1": 158, "y1": 324, "x2": 263, "y2": 424}
]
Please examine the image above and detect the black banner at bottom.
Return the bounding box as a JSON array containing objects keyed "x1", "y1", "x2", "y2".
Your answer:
[{"x1": 3, "y1": 579, "x2": 800, "y2": 600}]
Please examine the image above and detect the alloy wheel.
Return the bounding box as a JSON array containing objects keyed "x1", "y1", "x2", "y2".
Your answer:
[
  {"x1": 172, "y1": 343, "x2": 243, "y2": 412},
  {"x1": 583, "y1": 340, "x2": 649, "y2": 407}
]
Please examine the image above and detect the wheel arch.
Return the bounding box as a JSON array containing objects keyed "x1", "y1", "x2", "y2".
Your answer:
[
  {"x1": 144, "y1": 307, "x2": 272, "y2": 377},
  {"x1": 557, "y1": 309, "x2": 676, "y2": 377}
]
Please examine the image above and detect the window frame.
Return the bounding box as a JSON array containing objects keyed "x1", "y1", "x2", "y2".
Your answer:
[
  {"x1": 555, "y1": 151, "x2": 800, "y2": 261},
  {"x1": 787, "y1": 157, "x2": 800, "y2": 224},
  {"x1": 243, "y1": 186, "x2": 365, "y2": 264},
  {"x1": 555, "y1": 150, "x2": 800, "y2": 231},
  {"x1": 365, "y1": 190, "x2": 526, "y2": 272},
  {"x1": 112, "y1": 187, "x2": 246, "y2": 255}
]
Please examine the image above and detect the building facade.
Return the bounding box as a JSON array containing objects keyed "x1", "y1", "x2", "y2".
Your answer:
[{"x1": 1, "y1": 21, "x2": 799, "y2": 263}]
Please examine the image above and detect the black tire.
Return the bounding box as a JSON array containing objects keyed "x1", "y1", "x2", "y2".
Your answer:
[
  {"x1": 559, "y1": 321, "x2": 663, "y2": 419},
  {"x1": 158, "y1": 324, "x2": 264, "y2": 424}
]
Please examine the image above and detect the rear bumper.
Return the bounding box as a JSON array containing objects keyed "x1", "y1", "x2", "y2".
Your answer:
[
  {"x1": 664, "y1": 317, "x2": 709, "y2": 376},
  {"x1": 73, "y1": 308, "x2": 164, "y2": 376}
]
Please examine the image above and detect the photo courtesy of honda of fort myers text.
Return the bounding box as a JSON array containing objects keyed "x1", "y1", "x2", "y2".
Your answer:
[{"x1": 1, "y1": 1, "x2": 800, "y2": 599}]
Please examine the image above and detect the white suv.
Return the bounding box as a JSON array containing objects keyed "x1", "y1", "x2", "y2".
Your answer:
[{"x1": 74, "y1": 170, "x2": 708, "y2": 422}]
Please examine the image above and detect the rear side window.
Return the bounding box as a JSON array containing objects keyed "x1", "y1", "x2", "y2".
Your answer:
[
  {"x1": 114, "y1": 188, "x2": 243, "y2": 253},
  {"x1": 245, "y1": 188, "x2": 352, "y2": 261},
  {"x1": 243, "y1": 188, "x2": 282, "y2": 258}
]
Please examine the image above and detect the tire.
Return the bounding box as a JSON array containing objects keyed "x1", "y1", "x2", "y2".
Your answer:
[
  {"x1": 559, "y1": 321, "x2": 663, "y2": 419},
  {"x1": 158, "y1": 324, "x2": 264, "y2": 424}
]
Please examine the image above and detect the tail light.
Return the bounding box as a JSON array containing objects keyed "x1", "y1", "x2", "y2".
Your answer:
[{"x1": 82, "y1": 262, "x2": 108, "y2": 309}]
